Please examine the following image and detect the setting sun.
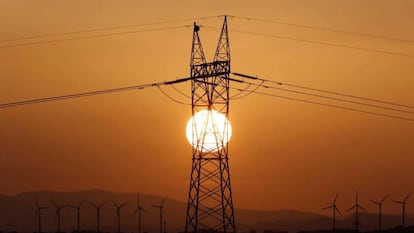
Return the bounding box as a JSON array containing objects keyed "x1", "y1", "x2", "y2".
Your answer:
[{"x1": 185, "y1": 109, "x2": 232, "y2": 152}]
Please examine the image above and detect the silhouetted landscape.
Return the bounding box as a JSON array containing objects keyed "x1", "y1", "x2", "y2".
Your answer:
[
  {"x1": 1, "y1": 1, "x2": 414, "y2": 233},
  {"x1": 0, "y1": 190, "x2": 412, "y2": 233}
]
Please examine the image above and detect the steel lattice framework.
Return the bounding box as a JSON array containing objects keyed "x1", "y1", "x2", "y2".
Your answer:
[{"x1": 185, "y1": 16, "x2": 236, "y2": 233}]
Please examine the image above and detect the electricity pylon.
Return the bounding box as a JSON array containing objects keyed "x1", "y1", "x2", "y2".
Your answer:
[{"x1": 185, "y1": 16, "x2": 236, "y2": 233}]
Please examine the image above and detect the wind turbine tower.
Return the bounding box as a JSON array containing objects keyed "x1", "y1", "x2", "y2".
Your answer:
[
  {"x1": 346, "y1": 192, "x2": 367, "y2": 232},
  {"x1": 370, "y1": 194, "x2": 388, "y2": 232},
  {"x1": 185, "y1": 15, "x2": 236, "y2": 233},
  {"x1": 164, "y1": 219, "x2": 167, "y2": 233},
  {"x1": 69, "y1": 200, "x2": 84, "y2": 232},
  {"x1": 322, "y1": 192, "x2": 342, "y2": 231},
  {"x1": 34, "y1": 197, "x2": 48, "y2": 233},
  {"x1": 113, "y1": 201, "x2": 127, "y2": 233},
  {"x1": 393, "y1": 192, "x2": 411, "y2": 228},
  {"x1": 152, "y1": 197, "x2": 167, "y2": 233},
  {"x1": 52, "y1": 199, "x2": 70, "y2": 233},
  {"x1": 132, "y1": 194, "x2": 146, "y2": 233},
  {"x1": 90, "y1": 201, "x2": 106, "y2": 233}
]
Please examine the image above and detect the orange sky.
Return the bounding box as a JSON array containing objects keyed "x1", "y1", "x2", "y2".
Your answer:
[{"x1": 0, "y1": 0, "x2": 414, "y2": 215}]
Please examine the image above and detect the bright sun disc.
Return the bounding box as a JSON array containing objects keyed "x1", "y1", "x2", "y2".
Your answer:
[{"x1": 186, "y1": 109, "x2": 232, "y2": 152}]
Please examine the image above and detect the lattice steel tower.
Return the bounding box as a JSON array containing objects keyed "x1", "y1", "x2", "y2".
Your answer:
[{"x1": 185, "y1": 16, "x2": 236, "y2": 233}]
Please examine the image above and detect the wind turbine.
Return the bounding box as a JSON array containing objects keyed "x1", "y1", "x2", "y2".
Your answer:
[
  {"x1": 322, "y1": 192, "x2": 342, "y2": 231},
  {"x1": 393, "y1": 192, "x2": 411, "y2": 228},
  {"x1": 152, "y1": 197, "x2": 167, "y2": 233},
  {"x1": 370, "y1": 194, "x2": 388, "y2": 232},
  {"x1": 52, "y1": 199, "x2": 70, "y2": 233},
  {"x1": 113, "y1": 200, "x2": 128, "y2": 233},
  {"x1": 163, "y1": 218, "x2": 167, "y2": 233},
  {"x1": 69, "y1": 200, "x2": 84, "y2": 232},
  {"x1": 34, "y1": 197, "x2": 48, "y2": 233},
  {"x1": 132, "y1": 194, "x2": 146, "y2": 233},
  {"x1": 90, "y1": 201, "x2": 106, "y2": 233},
  {"x1": 346, "y1": 192, "x2": 367, "y2": 232}
]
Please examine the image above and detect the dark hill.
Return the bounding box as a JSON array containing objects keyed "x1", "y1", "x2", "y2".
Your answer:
[{"x1": 0, "y1": 190, "x2": 412, "y2": 233}]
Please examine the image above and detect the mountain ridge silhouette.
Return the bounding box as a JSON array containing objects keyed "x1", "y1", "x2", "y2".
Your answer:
[{"x1": 0, "y1": 189, "x2": 412, "y2": 233}]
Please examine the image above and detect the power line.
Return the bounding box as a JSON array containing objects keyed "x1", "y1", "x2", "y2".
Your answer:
[
  {"x1": 229, "y1": 15, "x2": 414, "y2": 44},
  {"x1": 0, "y1": 77, "x2": 192, "y2": 108},
  {"x1": 169, "y1": 84, "x2": 191, "y2": 98},
  {"x1": 0, "y1": 25, "x2": 191, "y2": 49},
  {"x1": 203, "y1": 26, "x2": 414, "y2": 59},
  {"x1": 230, "y1": 80, "x2": 264, "y2": 100},
  {"x1": 229, "y1": 86, "x2": 414, "y2": 122},
  {"x1": 157, "y1": 86, "x2": 190, "y2": 105},
  {"x1": 2, "y1": 75, "x2": 413, "y2": 123},
  {"x1": 238, "y1": 79, "x2": 414, "y2": 115},
  {"x1": 232, "y1": 72, "x2": 414, "y2": 109},
  {"x1": 0, "y1": 15, "x2": 221, "y2": 43}
]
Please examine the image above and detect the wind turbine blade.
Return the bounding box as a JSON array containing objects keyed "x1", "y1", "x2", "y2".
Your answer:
[
  {"x1": 132, "y1": 208, "x2": 139, "y2": 215},
  {"x1": 34, "y1": 197, "x2": 40, "y2": 208},
  {"x1": 161, "y1": 197, "x2": 167, "y2": 206},
  {"x1": 112, "y1": 200, "x2": 118, "y2": 207},
  {"x1": 356, "y1": 191, "x2": 359, "y2": 203},
  {"x1": 120, "y1": 203, "x2": 128, "y2": 208},
  {"x1": 393, "y1": 200, "x2": 403, "y2": 204},
  {"x1": 137, "y1": 194, "x2": 140, "y2": 206},
  {"x1": 334, "y1": 192, "x2": 339, "y2": 203},
  {"x1": 335, "y1": 207, "x2": 342, "y2": 216},
  {"x1": 370, "y1": 200, "x2": 379, "y2": 205},
  {"x1": 321, "y1": 205, "x2": 333, "y2": 210},
  {"x1": 99, "y1": 201, "x2": 106, "y2": 208},
  {"x1": 52, "y1": 199, "x2": 58, "y2": 208},
  {"x1": 90, "y1": 202, "x2": 98, "y2": 208},
  {"x1": 404, "y1": 192, "x2": 412, "y2": 202},
  {"x1": 359, "y1": 205, "x2": 368, "y2": 212},
  {"x1": 346, "y1": 205, "x2": 356, "y2": 212},
  {"x1": 381, "y1": 194, "x2": 389, "y2": 203},
  {"x1": 78, "y1": 200, "x2": 85, "y2": 207}
]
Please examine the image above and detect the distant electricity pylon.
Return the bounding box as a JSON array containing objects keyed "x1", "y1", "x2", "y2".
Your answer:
[
  {"x1": 184, "y1": 16, "x2": 236, "y2": 233},
  {"x1": 322, "y1": 192, "x2": 342, "y2": 231}
]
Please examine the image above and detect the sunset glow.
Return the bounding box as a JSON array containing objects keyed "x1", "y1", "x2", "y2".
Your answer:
[{"x1": 185, "y1": 109, "x2": 232, "y2": 152}]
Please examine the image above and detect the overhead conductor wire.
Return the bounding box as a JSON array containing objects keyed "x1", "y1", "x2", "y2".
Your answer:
[
  {"x1": 230, "y1": 72, "x2": 414, "y2": 122},
  {"x1": 0, "y1": 77, "x2": 191, "y2": 108},
  {"x1": 229, "y1": 15, "x2": 414, "y2": 44}
]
